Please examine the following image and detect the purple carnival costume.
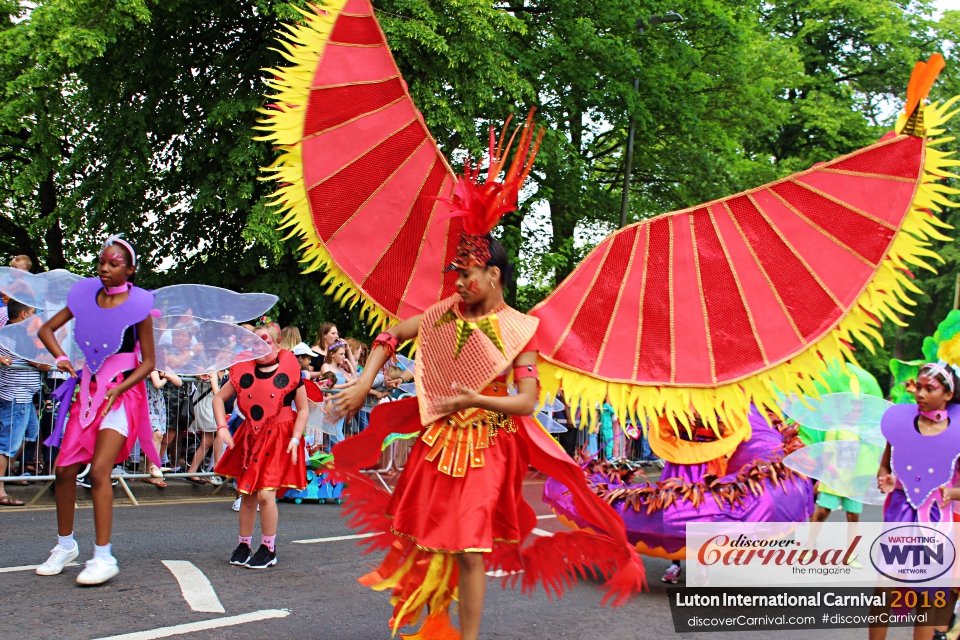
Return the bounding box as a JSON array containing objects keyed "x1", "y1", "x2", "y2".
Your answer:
[
  {"x1": 46, "y1": 278, "x2": 160, "y2": 468},
  {"x1": 881, "y1": 403, "x2": 960, "y2": 524}
]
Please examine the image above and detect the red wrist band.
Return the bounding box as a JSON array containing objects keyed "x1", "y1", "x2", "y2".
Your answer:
[
  {"x1": 372, "y1": 332, "x2": 399, "y2": 359},
  {"x1": 216, "y1": 425, "x2": 229, "y2": 431},
  {"x1": 513, "y1": 363, "x2": 538, "y2": 379},
  {"x1": 55, "y1": 355, "x2": 71, "y2": 363}
]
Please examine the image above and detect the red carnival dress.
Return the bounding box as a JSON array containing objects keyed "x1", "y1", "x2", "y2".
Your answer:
[
  {"x1": 216, "y1": 350, "x2": 307, "y2": 494},
  {"x1": 331, "y1": 296, "x2": 646, "y2": 636}
]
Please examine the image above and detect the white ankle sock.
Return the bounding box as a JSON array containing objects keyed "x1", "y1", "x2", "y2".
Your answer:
[
  {"x1": 57, "y1": 533, "x2": 76, "y2": 550},
  {"x1": 93, "y1": 543, "x2": 112, "y2": 560}
]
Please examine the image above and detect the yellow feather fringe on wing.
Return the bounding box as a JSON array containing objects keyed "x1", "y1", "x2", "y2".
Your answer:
[{"x1": 255, "y1": 0, "x2": 398, "y2": 333}]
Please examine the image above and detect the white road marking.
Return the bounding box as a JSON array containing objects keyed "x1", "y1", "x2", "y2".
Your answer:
[
  {"x1": 486, "y1": 569, "x2": 524, "y2": 577},
  {"x1": 293, "y1": 532, "x2": 380, "y2": 544},
  {"x1": 161, "y1": 560, "x2": 225, "y2": 613},
  {"x1": 91, "y1": 609, "x2": 289, "y2": 640},
  {"x1": 536, "y1": 514, "x2": 557, "y2": 520},
  {"x1": 0, "y1": 562, "x2": 78, "y2": 573},
  {"x1": 531, "y1": 528, "x2": 554, "y2": 537}
]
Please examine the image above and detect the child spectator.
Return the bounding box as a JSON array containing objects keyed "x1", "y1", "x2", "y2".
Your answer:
[
  {"x1": 280, "y1": 326, "x2": 302, "y2": 352},
  {"x1": 0, "y1": 300, "x2": 49, "y2": 505},
  {"x1": 10, "y1": 254, "x2": 31, "y2": 272},
  {"x1": 143, "y1": 371, "x2": 181, "y2": 488},
  {"x1": 291, "y1": 342, "x2": 318, "y2": 371}
]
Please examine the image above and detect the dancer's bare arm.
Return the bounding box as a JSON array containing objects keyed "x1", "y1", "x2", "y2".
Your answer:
[
  {"x1": 434, "y1": 351, "x2": 538, "y2": 417},
  {"x1": 329, "y1": 315, "x2": 422, "y2": 417}
]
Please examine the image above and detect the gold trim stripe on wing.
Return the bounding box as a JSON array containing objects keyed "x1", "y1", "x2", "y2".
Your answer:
[
  {"x1": 815, "y1": 168, "x2": 917, "y2": 183},
  {"x1": 360, "y1": 152, "x2": 437, "y2": 285},
  {"x1": 549, "y1": 240, "x2": 615, "y2": 359},
  {"x1": 689, "y1": 214, "x2": 716, "y2": 384},
  {"x1": 788, "y1": 179, "x2": 898, "y2": 231},
  {"x1": 707, "y1": 208, "x2": 768, "y2": 365},
  {"x1": 766, "y1": 188, "x2": 877, "y2": 268},
  {"x1": 723, "y1": 200, "x2": 806, "y2": 345},
  {"x1": 325, "y1": 138, "x2": 431, "y2": 244},
  {"x1": 594, "y1": 226, "x2": 641, "y2": 375},
  {"x1": 747, "y1": 193, "x2": 845, "y2": 310},
  {"x1": 668, "y1": 218, "x2": 676, "y2": 384}
]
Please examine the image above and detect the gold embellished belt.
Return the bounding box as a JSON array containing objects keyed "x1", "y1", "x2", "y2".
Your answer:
[{"x1": 421, "y1": 383, "x2": 514, "y2": 477}]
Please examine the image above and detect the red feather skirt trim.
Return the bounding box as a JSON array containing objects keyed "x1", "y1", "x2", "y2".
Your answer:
[{"x1": 330, "y1": 398, "x2": 646, "y2": 634}]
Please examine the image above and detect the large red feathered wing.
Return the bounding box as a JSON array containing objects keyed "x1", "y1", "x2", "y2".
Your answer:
[{"x1": 258, "y1": 0, "x2": 462, "y2": 327}]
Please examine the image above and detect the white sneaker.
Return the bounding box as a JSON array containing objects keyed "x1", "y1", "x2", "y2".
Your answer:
[
  {"x1": 36, "y1": 544, "x2": 79, "y2": 576},
  {"x1": 232, "y1": 497, "x2": 241, "y2": 512},
  {"x1": 76, "y1": 555, "x2": 119, "y2": 585}
]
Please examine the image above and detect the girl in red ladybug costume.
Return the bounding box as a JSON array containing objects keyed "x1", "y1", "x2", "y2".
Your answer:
[{"x1": 213, "y1": 323, "x2": 308, "y2": 569}]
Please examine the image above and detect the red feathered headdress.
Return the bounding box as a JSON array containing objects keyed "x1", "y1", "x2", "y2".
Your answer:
[{"x1": 440, "y1": 110, "x2": 544, "y2": 270}]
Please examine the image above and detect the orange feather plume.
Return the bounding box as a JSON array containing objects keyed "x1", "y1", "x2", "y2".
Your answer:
[{"x1": 905, "y1": 53, "x2": 945, "y2": 119}]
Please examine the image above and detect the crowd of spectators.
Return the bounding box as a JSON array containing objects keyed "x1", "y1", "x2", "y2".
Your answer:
[{"x1": 0, "y1": 273, "x2": 659, "y2": 505}]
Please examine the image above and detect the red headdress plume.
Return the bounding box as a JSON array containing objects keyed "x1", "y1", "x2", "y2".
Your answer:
[{"x1": 440, "y1": 110, "x2": 545, "y2": 270}]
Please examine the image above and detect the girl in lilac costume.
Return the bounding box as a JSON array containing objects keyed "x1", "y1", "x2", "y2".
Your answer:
[
  {"x1": 34, "y1": 236, "x2": 158, "y2": 586},
  {"x1": 873, "y1": 363, "x2": 960, "y2": 640}
]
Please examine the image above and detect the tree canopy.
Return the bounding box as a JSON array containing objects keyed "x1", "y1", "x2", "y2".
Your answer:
[{"x1": 0, "y1": 0, "x2": 957, "y2": 389}]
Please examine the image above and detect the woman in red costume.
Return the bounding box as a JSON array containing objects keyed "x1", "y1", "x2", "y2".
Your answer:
[
  {"x1": 329, "y1": 119, "x2": 646, "y2": 640},
  {"x1": 213, "y1": 323, "x2": 308, "y2": 570}
]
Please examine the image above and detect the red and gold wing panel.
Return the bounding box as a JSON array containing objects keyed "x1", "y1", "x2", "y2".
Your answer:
[
  {"x1": 533, "y1": 108, "x2": 957, "y2": 431},
  {"x1": 257, "y1": 0, "x2": 461, "y2": 327}
]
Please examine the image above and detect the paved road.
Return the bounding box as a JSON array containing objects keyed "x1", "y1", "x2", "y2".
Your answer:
[{"x1": 0, "y1": 481, "x2": 913, "y2": 640}]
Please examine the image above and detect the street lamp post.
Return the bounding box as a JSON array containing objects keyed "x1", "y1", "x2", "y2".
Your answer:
[{"x1": 619, "y1": 12, "x2": 683, "y2": 228}]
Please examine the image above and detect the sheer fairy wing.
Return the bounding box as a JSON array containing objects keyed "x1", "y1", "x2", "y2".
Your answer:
[
  {"x1": 257, "y1": 0, "x2": 461, "y2": 329},
  {"x1": 306, "y1": 399, "x2": 345, "y2": 439},
  {"x1": 780, "y1": 392, "x2": 891, "y2": 444},
  {"x1": 152, "y1": 285, "x2": 278, "y2": 323},
  {"x1": 396, "y1": 354, "x2": 416, "y2": 375},
  {"x1": 782, "y1": 441, "x2": 886, "y2": 504},
  {"x1": 0, "y1": 267, "x2": 82, "y2": 311},
  {"x1": 532, "y1": 79, "x2": 957, "y2": 430},
  {"x1": 537, "y1": 412, "x2": 567, "y2": 433},
  {"x1": 0, "y1": 311, "x2": 80, "y2": 366},
  {"x1": 153, "y1": 318, "x2": 271, "y2": 375}
]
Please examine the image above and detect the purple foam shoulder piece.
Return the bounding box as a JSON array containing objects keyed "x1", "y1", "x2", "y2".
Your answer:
[
  {"x1": 881, "y1": 403, "x2": 960, "y2": 510},
  {"x1": 67, "y1": 278, "x2": 154, "y2": 373}
]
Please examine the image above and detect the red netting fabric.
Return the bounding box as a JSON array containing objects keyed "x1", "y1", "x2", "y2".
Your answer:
[
  {"x1": 636, "y1": 218, "x2": 672, "y2": 381},
  {"x1": 553, "y1": 226, "x2": 637, "y2": 371},
  {"x1": 770, "y1": 182, "x2": 894, "y2": 265},
  {"x1": 304, "y1": 78, "x2": 406, "y2": 137},
  {"x1": 726, "y1": 195, "x2": 841, "y2": 339},
  {"x1": 329, "y1": 16, "x2": 384, "y2": 45},
  {"x1": 692, "y1": 209, "x2": 765, "y2": 381},
  {"x1": 308, "y1": 121, "x2": 427, "y2": 240}
]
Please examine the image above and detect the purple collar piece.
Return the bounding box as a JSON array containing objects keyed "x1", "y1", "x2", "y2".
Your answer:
[
  {"x1": 882, "y1": 403, "x2": 960, "y2": 510},
  {"x1": 67, "y1": 278, "x2": 153, "y2": 374}
]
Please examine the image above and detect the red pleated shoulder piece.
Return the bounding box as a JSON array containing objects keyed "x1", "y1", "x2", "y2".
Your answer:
[
  {"x1": 300, "y1": 0, "x2": 461, "y2": 320},
  {"x1": 531, "y1": 135, "x2": 925, "y2": 387}
]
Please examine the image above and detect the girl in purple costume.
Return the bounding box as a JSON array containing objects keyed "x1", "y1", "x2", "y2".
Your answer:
[
  {"x1": 34, "y1": 236, "x2": 158, "y2": 586},
  {"x1": 874, "y1": 363, "x2": 960, "y2": 640}
]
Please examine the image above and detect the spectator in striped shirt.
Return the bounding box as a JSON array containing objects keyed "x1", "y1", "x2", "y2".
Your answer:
[
  {"x1": 0, "y1": 255, "x2": 31, "y2": 329},
  {"x1": 0, "y1": 299, "x2": 48, "y2": 506}
]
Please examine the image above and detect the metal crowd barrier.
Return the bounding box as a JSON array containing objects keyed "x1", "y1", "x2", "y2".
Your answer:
[
  {"x1": 0, "y1": 366, "x2": 229, "y2": 505},
  {"x1": 0, "y1": 364, "x2": 659, "y2": 505}
]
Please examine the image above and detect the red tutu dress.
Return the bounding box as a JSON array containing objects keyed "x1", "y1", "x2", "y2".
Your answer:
[
  {"x1": 216, "y1": 350, "x2": 307, "y2": 494},
  {"x1": 332, "y1": 297, "x2": 646, "y2": 637}
]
